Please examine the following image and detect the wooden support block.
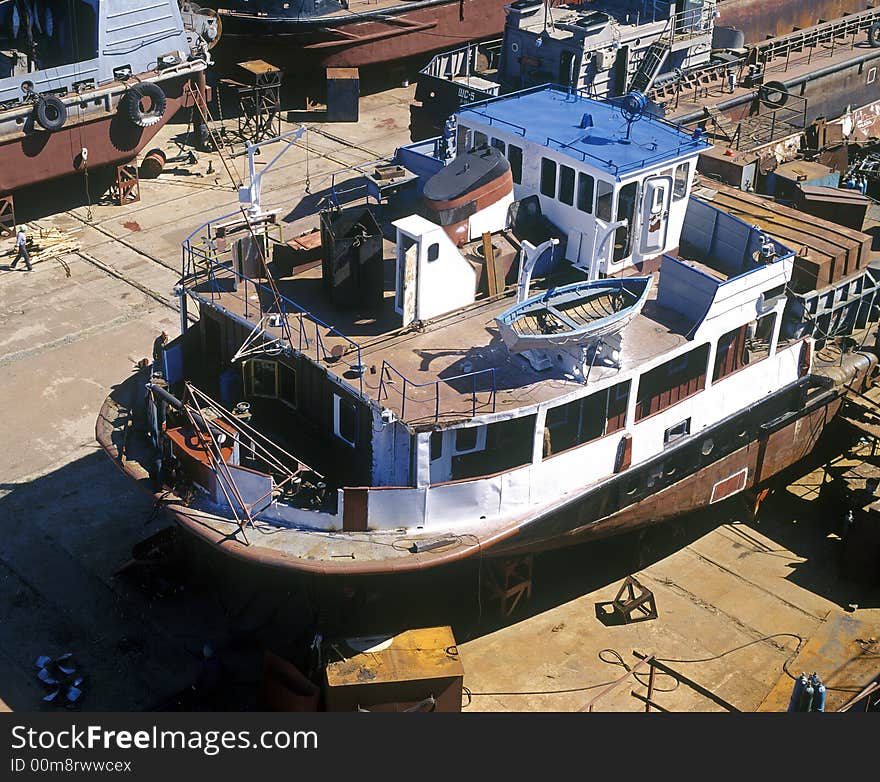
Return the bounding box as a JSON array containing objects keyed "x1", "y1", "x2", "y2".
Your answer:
[
  {"x1": 0, "y1": 194, "x2": 15, "y2": 238},
  {"x1": 114, "y1": 162, "x2": 140, "y2": 206},
  {"x1": 483, "y1": 553, "x2": 533, "y2": 617}
]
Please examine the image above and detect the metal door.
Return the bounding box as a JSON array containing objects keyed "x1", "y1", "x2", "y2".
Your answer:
[{"x1": 640, "y1": 175, "x2": 672, "y2": 255}]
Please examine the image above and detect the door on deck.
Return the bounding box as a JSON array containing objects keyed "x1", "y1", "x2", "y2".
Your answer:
[
  {"x1": 639, "y1": 175, "x2": 672, "y2": 255},
  {"x1": 398, "y1": 236, "x2": 419, "y2": 327}
]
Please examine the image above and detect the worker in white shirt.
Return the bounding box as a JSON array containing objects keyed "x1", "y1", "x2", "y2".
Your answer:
[{"x1": 10, "y1": 225, "x2": 32, "y2": 271}]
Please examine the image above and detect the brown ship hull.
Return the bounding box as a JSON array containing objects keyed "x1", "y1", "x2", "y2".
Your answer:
[
  {"x1": 0, "y1": 72, "x2": 200, "y2": 195},
  {"x1": 212, "y1": 0, "x2": 508, "y2": 72},
  {"x1": 95, "y1": 356, "x2": 872, "y2": 576}
]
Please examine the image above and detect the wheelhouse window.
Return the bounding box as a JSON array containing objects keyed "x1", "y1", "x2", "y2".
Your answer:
[
  {"x1": 540, "y1": 158, "x2": 557, "y2": 198},
  {"x1": 577, "y1": 172, "x2": 594, "y2": 213},
  {"x1": 474, "y1": 130, "x2": 488, "y2": 149},
  {"x1": 543, "y1": 381, "x2": 631, "y2": 457},
  {"x1": 559, "y1": 165, "x2": 575, "y2": 206},
  {"x1": 456, "y1": 124, "x2": 471, "y2": 151},
  {"x1": 333, "y1": 394, "x2": 358, "y2": 447},
  {"x1": 508, "y1": 144, "x2": 523, "y2": 185},
  {"x1": 596, "y1": 180, "x2": 614, "y2": 221},
  {"x1": 491, "y1": 138, "x2": 506, "y2": 155},
  {"x1": 713, "y1": 313, "x2": 777, "y2": 382},
  {"x1": 673, "y1": 162, "x2": 690, "y2": 201},
  {"x1": 635, "y1": 344, "x2": 710, "y2": 422}
]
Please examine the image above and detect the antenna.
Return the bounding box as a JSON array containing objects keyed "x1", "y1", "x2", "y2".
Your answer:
[{"x1": 619, "y1": 90, "x2": 648, "y2": 143}]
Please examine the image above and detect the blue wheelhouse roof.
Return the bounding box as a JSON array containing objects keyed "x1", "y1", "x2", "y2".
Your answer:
[{"x1": 457, "y1": 86, "x2": 711, "y2": 180}]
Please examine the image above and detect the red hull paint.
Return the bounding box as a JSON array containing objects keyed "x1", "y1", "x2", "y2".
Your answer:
[
  {"x1": 0, "y1": 74, "x2": 196, "y2": 195},
  {"x1": 215, "y1": 0, "x2": 508, "y2": 71}
]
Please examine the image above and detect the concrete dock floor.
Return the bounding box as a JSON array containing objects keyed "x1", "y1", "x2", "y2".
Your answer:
[{"x1": 0, "y1": 85, "x2": 878, "y2": 712}]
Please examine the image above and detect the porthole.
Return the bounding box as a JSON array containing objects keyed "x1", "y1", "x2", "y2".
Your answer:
[{"x1": 701, "y1": 438, "x2": 714, "y2": 456}]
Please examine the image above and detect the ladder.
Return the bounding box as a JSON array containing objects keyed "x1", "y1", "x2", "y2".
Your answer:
[{"x1": 629, "y1": 34, "x2": 671, "y2": 94}]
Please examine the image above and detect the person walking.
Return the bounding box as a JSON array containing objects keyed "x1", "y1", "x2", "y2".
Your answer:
[{"x1": 10, "y1": 225, "x2": 32, "y2": 271}]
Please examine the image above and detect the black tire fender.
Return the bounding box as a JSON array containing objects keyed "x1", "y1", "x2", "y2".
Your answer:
[
  {"x1": 868, "y1": 22, "x2": 880, "y2": 48},
  {"x1": 126, "y1": 82, "x2": 167, "y2": 128},
  {"x1": 34, "y1": 95, "x2": 67, "y2": 131},
  {"x1": 759, "y1": 80, "x2": 789, "y2": 108}
]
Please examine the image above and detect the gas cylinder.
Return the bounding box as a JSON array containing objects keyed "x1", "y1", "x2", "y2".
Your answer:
[
  {"x1": 809, "y1": 674, "x2": 826, "y2": 712},
  {"x1": 798, "y1": 679, "x2": 815, "y2": 712},
  {"x1": 787, "y1": 673, "x2": 808, "y2": 712}
]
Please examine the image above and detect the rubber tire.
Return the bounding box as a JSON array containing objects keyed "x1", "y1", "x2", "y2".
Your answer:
[
  {"x1": 126, "y1": 82, "x2": 167, "y2": 128},
  {"x1": 34, "y1": 96, "x2": 67, "y2": 131},
  {"x1": 759, "y1": 80, "x2": 789, "y2": 108},
  {"x1": 869, "y1": 22, "x2": 880, "y2": 48}
]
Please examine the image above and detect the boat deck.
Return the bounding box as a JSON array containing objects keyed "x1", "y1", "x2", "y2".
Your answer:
[{"x1": 187, "y1": 249, "x2": 691, "y2": 423}]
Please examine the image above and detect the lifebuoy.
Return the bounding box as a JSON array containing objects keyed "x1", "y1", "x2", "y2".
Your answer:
[
  {"x1": 34, "y1": 95, "x2": 67, "y2": 131},
  {"x1": 869, "y1": 22, "x2": 880, "y2": 47},
  {"x1": 759, "y1": 80, "x2": 788, "y2": 107},
  {"x1": 126, "y1": 82, "x2": 167, "y2": 128}
]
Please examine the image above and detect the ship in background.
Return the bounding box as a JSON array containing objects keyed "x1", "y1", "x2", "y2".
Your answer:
[
  {"x1": 0, "y1": 0, "x2": 220, "y2": 194},
  {"x1": 194, "y1": 0, "x2": 877, "y2": 74},
  {"x1": 409, "y1": 0, "x2": 880, "y2": 141}
]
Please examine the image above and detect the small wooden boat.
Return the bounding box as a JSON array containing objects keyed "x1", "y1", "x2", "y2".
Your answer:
[{"x1": 496, "y1": 276, "x2": 653, "y2": 354}]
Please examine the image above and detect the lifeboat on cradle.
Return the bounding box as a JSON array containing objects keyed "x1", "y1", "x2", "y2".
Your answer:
[{"x1": 496, "y1": 276, "x2": 654, "y2": 354}]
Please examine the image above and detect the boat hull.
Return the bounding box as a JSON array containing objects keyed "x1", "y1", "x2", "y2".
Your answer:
[
  {"x1": 211, "y1": 0, "x2": 507, "y2": 71},
  {"x1": 95, "y1": 350, "x2": 875, "y2": 576},
  {"x1": 0, "y1": 70, "x2": 202, "y2": 194}
]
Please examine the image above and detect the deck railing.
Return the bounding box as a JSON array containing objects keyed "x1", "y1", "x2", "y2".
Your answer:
[
  {"x1": 377, "y1": 360, "x2": 497, "y2": 423},
  {"x1": 181, "y1": 213, "x2": 498, "y2": 423}
]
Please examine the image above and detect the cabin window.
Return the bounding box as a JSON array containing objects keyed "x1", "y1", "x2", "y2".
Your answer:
[
  {"x1": 664, "y1": 418, "x2": 691, "y2": 446},
  {"x1": 449, "y1": 416, "x2": 535, "y2": 481},
  {"x1": 427, "y1": 243, "x2": 440, "y2": 263},
  {"x1": 474, "y1": 131, "x2": 488, "y2": 149},
  {"x1": 508, "y1": 144, "x2": 523, "y2": 185},
  {"x1": 613, "y1": 181, "x2": 639, "y2": 261},
  {"x1": 333, "y1": 394, "x2": 358, "y2": 447},
  {"x1": 491, "y1": 138, "x2": 506, "y2": 155},
  {"x1": 635, "y1": 344, "x2": 710, "y2": 422},
  {"x1": 577, "y1": 172, "x2": 594, "y2": 213},
  {"x1": 713, "y1": 313, "x2": 777, "y2": 382},
  {"x1": 673, "y1": 162, "x2": 690, "y2": 201},
  {"x1": 457, "y1": 124, "x2": 471, "y2": 151},
  {"x1": 250, "y1": 359, "x2": 277, "y2": 398},
  {"x1": 540, "y1": 158, "x2": 557, "y2": 198},
  {"x1": 455, "y1": 427, "x2": 479, "y2": 453},
  {"x1": 278, "y1": 363, "x2": 297, "y2": 409},
  {"x1": 596, "y1": 180, "x2": 614, "y2": 221},
  {"x1": 430, "y1": 431, "x2": 443, "y2": 461},
  {"x1": 559, "y1": 165, "x2": 576, "y2": 206},
  {"x1": 543, "y1": 381, "x2": 631, "y2": 457}
]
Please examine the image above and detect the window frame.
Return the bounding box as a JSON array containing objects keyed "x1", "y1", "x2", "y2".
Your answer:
[
  {"x1": 508, "y1": 144, "x2": 523, "y2": 185},
  {"x1": 540, "y1": 157, "x2": 558, "y2": 199},
  {"x1": 333, "y1": 393, "x2": 358, "y2": 448}
]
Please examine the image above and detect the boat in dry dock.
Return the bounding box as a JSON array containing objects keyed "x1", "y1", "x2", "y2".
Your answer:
[
  {"x1": 96, "y1": 85, "x2": 880, "y2": 575},
  {"x1": 409, "y1": 0, "x2": 880, "y2": 141},
  {"x1": 196, "y1": 0, "x2": 877, "y2": 74},
  {"x1": 0, "y1": 0, "x2": 219, "y2": 194}
]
